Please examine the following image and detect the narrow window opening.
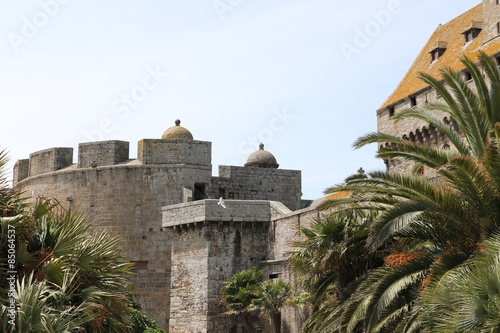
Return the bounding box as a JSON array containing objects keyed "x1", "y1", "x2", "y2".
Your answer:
[
  {"x1": 497, "y1": 22, "x2": 500, "y2": 34},
  {"x1": 269, "y1": 273, "x2": 280, "y2": 279},
  {"x1": 193, "y1": 183, "x2": 207, "y2": 201},
  {"x1": 466, "y1": 30, "x2": 473, "y2": 42},
  {"x1": 388, "y1": 106, "x2": 395, "y2": 118},
  {"x1": 410, "y1": 96, "x2": 417, "y2": 107},
  {"x1": 431, "y1": 50, "x2": 439, "y2": 62}
]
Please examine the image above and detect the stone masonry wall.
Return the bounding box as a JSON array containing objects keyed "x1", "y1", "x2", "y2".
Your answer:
[
  {"x1": 163, "y1": 200, "x2": 271, "y2": 333},
  {"x1": 482, "y1": 0, "x2": 500, "y2": 42},
  {"x1": 163, "y1": 200, "x2": 324, "y2": 333},
  {"x1": 28, "y1": 147, "x2": 73, "y2": 177},
  {"x1": 15, "y1": 161, "x2": 212, "y2": 331},
  {"x1": 13, "y1": 159, "x2": 29, "y2": 185},
  {"x1": 138, "y1": 139, "x2": 211, "y2": 166},
  {"x1": 377, "y1": 81, "x2": 469, "y2": 175},
  {"x1": 208, "y1": 166, "x2": 302, "y2": 211},
  {"x1": 166, "y1": 223, "x2": 269, "y2": 333},
  {"x1": 78, "y1": 140, "x2": 129, "y2": 168},
  {"x1": 264, "y1": 205, "x2": 323, "y2": 333},
  {"x1": 206, "y1": 223, "x2": 268, "y2": 333}
]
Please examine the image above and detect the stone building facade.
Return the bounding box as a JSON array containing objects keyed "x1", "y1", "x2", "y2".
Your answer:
[
  {"x1": 13, "y1": 120, "x2": 321, "y2": 332},
  {"x1": 377, "y1": 0, "x2": 500, "y2": 174}
]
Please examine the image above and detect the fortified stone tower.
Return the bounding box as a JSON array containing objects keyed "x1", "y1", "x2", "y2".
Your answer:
[
  {"x1": 13, "y1": 120, "x2": 213, "y2": 328},
  {"x1": 12, "y1": 120, "x2": 307, "y2": 331}
]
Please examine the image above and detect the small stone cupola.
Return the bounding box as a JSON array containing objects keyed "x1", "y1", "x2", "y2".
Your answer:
[
  {"x1": 244, "y1": 143, "x2": 279, "y2": 168},
  {"x1": 162, "y1": 119, "x2": 194, "y2": 140}
]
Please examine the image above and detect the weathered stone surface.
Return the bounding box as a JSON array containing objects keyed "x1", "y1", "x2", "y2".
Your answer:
[
  {"x1": 138, "y1": 139, "x2": 211, "y2": 166},
  {"x1": 14, "y1": 135, "x2": 310, "y2": 332},
  {"x1": 28, "y1": 147, "x2": 73, "y2": 177},
  {"x1": 13, "y1": 159, "x2": 29, "y2": 186},
  {"x1": 78, "y1": 140, "x2": 129, "y2": 168},
  {"x1": 208, "y1": 165, "x2": 302, "y2": 211}
]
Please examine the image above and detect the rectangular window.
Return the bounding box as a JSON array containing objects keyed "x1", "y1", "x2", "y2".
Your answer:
[
  {"x1": 193, "y1": 183, "x2": 206, "y2": 201},
  {"x1": 388, "y1": 106, "x2": 395, "y2": 118},
  {"x1": 410, "y1": 96, "x2": 417, "y2": 107},
  {"x1": 431, "y1": 50, "x2": 439, "y2": 62},
  {"x1": 466, "y1": 31, "x2": 473, "y2": 42},
  {"x1": 497, "y1": 22, "x2": 500, "y2": 34}
]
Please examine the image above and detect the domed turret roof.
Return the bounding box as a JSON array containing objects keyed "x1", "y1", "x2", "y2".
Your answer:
[
  {"x1": 162, "y1": 119, "x2": 193, "y2": 140},
  {"x1": 244, "y1": 143, "x2": 279, "y2": 169}
]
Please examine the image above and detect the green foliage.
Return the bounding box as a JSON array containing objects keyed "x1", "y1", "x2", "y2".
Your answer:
[
  {"x1": 290, "y1": 209, "x2": 385, "y2": 305},
  {"x1": 419, "y1": 233, "x2": 500, "y2": 332},
  {"x1": 129, "y1": 308, "x2": 165, "y2": 333},
  {"x1": 300, "y1": 53, "x2": 500, "y2": 332},
  {"x1": 0, "y1": 150, "x2": 136, "y2": 332},
  {"x1": 222, "y1": 269, "x2": 293, "y2": 333},
  {"x1": 221, "y1": 268, "x2": 262, "y2": 315}
]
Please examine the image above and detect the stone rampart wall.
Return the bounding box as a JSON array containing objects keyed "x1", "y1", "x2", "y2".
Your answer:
[
  {"x1": 14, "y1": 163, "x2": 212, "y2": 330},
  {"x1": 208, "y1": 166, "x2": 301, "y2": 211},
  {"x1": 28, "y1": 147, "x2": 73, "y2": 178},
  {"x1": 138, "y1": 139, "x2": 211, "y2": 166}
]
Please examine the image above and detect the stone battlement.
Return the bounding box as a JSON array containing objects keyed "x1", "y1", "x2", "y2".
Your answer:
[
  {"x1": 209, "y1": 165, "x2": 302, "y2": 211},
  {"x1": 162, "y1": 199, "x2": 292, "y2": 228},
  {"x1": 78, "y1": 140, "x2": 129, "y2": 168},
  {"x1": 138, "y1": 139, "x2": 211, "y2": 166},
  {"x1": 13, "y1": 138, "x2": 212, "y2": 186},
  {"x1": 12, "y1": 123, "x2": 306, "y2": 331}
]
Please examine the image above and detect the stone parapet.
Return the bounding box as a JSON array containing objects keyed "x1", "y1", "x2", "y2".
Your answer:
[
  {"x1": 138, "y1": 139, "x2": 211, "y2": 166},
  {"x1": 78, "y1": 140, "x2": 129, "y2": 168},
  {"x1": 162, "y1": 199, "x2": 276, "y2": 227},
  {"x1": 209, "y1": 166, "x2": 302, "y2": 211},
  {"x1": 28, "y1": 147, "x2": 73, "y2": 177},
  {"x1": 13, "y1": 159, "x2": 29, "y2": 186}
]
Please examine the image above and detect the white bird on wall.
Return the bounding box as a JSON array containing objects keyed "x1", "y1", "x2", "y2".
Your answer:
[{"x1": 217, "y1": 197, "x2": 226, "y2": 209}]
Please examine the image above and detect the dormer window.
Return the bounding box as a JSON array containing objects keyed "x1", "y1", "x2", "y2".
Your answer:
[
  {"x1": 429, "y1": 41, "x2": 447, "y2": 63},
  {"x1": 462, "y1": 22, "x2": 483, "y2": 43}
]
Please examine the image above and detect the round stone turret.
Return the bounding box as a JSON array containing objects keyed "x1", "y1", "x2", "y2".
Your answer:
[
  {"x1": 162, "y1": 119, "x2": 193, "y2": 140},
  {"x1": 244, "y1": 143, "x2": 279, "y2": 168}
]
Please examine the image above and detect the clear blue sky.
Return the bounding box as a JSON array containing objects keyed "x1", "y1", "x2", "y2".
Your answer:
[{"x1": 0, "y1": 0, "x2": 478, "y2": 199}]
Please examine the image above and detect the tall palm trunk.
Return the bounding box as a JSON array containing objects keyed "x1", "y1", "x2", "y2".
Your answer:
[
  {"x1": 271, "y1": 311, "x2": 281, "y2": 333},
  {"x1": 239, "y1": 313, "x2": 254, "y2": 332}
]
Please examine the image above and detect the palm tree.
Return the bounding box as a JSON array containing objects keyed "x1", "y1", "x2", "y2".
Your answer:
[
  {"x1": 290, "y1": 209, "x2": 384, "y2": 308},
  {"x1": 0, "y1": 149, "x2": 23, "y2": 218},
  {"x1": 221, "y1": 268, "x2": 262, "y2": 332},
  {"x1": 0, "y1": 198, "x2": 135, "y2": 332},
  {"x1": 250, "y1": 279, "x2": 292, "y2": 333},
  {"x1": 419, "y1": 232, "x2": 500, "y2": 332},
  {"x1": 0, "y1": 149, "x2": 135, "y2": 332},
  {"x1": 311, "y1": 52, "x2": 500, "y2": 332}
]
